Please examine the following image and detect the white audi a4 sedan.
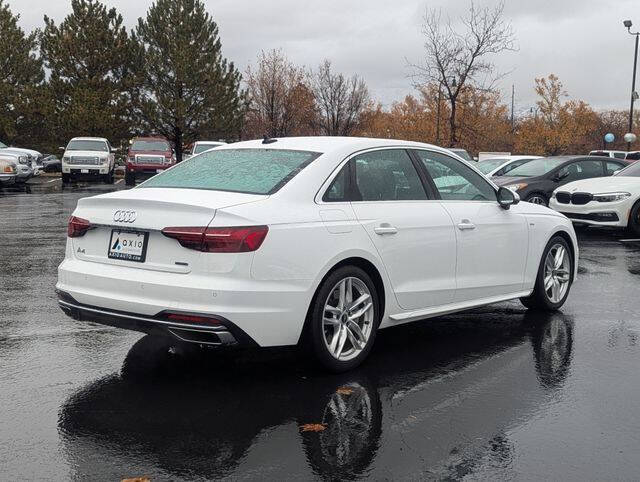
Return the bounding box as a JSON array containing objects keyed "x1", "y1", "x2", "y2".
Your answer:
[{"x1": 57, "y1": 137, "x2": 578, "y2": 371}]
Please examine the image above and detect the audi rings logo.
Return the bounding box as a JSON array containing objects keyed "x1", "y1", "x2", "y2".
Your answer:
[{"x1": 113, "y1": 210, "x2": 137, "y2": 223}]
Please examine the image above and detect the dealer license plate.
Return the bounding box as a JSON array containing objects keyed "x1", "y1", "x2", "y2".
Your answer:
[{"x1": 108, "y1": 229, "x2": 149, "y2": 262}]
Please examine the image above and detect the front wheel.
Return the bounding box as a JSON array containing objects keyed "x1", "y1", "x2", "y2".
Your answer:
[
  {"x1": 525, "y1": 193, "x2": 548, "y2": 206},
  {"x1": 628, "y1": 200, "x2": 640, "y2": 237},
  {"x1": 125, "y1": 170, "x2": 135, "y2": 186},
  {"x1": 103, "y1": 169, "x2": 115, "y2": 184},
  {"x1": 521, "y1": 236, "x2": 573, "y2": 311},
  {"x1": 307, "y1": 266, "x2": 380, "y2": 372}
]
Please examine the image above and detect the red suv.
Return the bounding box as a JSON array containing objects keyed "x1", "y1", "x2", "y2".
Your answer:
[{"x1": 125, "y1": 137, "x2": 175, "y2": 185}]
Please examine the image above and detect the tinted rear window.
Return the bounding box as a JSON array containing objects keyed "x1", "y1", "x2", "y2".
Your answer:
[{"x1": 140, "y1": 148, "x2": 321, "y2": 194}]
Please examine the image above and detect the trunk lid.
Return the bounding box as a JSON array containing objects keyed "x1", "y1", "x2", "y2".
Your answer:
[{"x1": 71, "y1": 188, "x2": 266, "y2": 273}]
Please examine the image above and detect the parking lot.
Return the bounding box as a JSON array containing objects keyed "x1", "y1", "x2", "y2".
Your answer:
[{"x1": 1, "y1": 180, "x2": 640, "y2": 480}]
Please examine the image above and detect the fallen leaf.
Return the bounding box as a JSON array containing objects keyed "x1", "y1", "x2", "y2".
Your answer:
[
  {"x1": 300, "y1": 423, "x2": 327, "y2": 432},
  {"x1": 336, "y1": 387, "x2": 354, "y2": 395}
]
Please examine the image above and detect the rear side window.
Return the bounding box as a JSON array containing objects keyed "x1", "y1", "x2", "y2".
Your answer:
[
  {"x1": 323, "y1": 164, "x2": 350, "y2": 202},
  {"x1": 613, "y1": 152, "x2": 626, "y2": 159},
  {"x1": 352, "y1": 149, "x2": 427, "y2": 201},
  {"x1": 141, "y1": 148, "x2": 320, "y2": 194}
]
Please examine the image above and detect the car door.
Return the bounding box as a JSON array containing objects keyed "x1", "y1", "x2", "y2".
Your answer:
[
  {"x1": 344, "y1": 148, "x2": 457, "y2": 310},
  {"x1": 412, "y1": 149, "x2": 528, "y2": 303}
]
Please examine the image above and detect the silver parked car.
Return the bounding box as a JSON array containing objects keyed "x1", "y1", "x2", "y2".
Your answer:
[
  {"x1": 0, "y1": 158, "x2": 17, "y2": 186},
  {"x1": 0, "y1": 151, "x2": 33, "y2": 183}
]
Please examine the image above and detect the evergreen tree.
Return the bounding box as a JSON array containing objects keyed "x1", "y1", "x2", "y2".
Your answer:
[
  {"x1": 40, "y1": 0, "x2": 141, "y2": 147},
  {"x1": 136, "y1": 0, "x2": 246, "y2": 161},
  {"x1": 0, "y1": 0, "x2": 46, "y2": 149}
]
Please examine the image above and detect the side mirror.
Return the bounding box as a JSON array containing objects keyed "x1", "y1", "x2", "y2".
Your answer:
[
  {"x1": 111, "y1": 147, "x2": 119, "y2": 153},
  {"x1": 58, "y1": 146, "x2": 65, "y2": 151},
  {"x1": 497, "y1": 186, "x2": 520, "y2": 210},
  {"x1": 554, "y1": 170, "x2": 569, "y2": 182}
]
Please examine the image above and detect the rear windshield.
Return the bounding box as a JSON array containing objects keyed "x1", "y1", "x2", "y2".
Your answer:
[
  {"x1": 140, "y1": 148, "x2": 321, "y2": 194},
  {"x1": 131, "y1": 140, "x2": 170, "y2": 151},
  {"x1": 66, "y1": 140, "x2": 108, "y2": 152},
  {"x1": 507, "y1": 157, "x2": 567, "y2": 177},
  {"x1": 193, "y1": 143, "x2": 223, "y2": 154}
]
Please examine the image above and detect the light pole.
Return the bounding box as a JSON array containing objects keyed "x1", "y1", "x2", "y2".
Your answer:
[{"x1": 624, "y1": 19, "x2": 639, "y2": 151}]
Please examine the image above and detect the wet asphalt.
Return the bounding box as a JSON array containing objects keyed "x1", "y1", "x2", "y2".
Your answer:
[{"x1": 1, "y1": 179, "x2": 639, "y2": 481}]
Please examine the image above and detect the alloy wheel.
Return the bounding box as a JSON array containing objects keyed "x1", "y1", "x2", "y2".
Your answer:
[
  {"x1": 322, "y1": 277, "x2": 374, "y2": 361},
  {"x1": 543, "y1": 244, "x2": 571, "y2": 303},
  {"x1": 528, "y1": 195, "x2": 547, "y2": 205}
]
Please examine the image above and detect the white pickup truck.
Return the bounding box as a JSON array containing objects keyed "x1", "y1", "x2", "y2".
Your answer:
[{"x1": 61, "y1": 137, "x2": 116, "y2": 184}]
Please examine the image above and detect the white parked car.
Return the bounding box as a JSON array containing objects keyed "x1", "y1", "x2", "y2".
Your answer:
[
  {"x1": 1, "y1": 147, "x2": 43, "y2": 175},
  {"x1": 61, "y1": 137, "x2": 116, "y2": 184},
  {"x1": 476, "y1": 155, "x2": 541, "y2": 178},
  {"x1": 184, "y1": 141, "x2": 226, "y2": 160},
  {"x1": 56, "y1": 137, "x2": 578, "y2": 371},
  {"x1": 588, "y1": 150, "x2": 628, "y2": 160},
  {"x1": 0, "y1": 151, "x2": 33, "y2": 183},
  {"x1": 549, "y1": 161, "x2": 640, "y2": 235}
]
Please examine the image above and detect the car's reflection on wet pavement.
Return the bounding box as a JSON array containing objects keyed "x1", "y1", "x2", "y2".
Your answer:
[
  {"x1": 2, "y1": 185, "x2": 640, "y2": 480},
  {"x1": 58, "y1": 312, "x2": 573, "y2": 481}
]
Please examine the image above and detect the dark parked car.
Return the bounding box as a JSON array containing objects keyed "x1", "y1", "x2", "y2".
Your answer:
[
  {"x1": 493, "y1": 155, "x2": 630, "y2": 206},
  {"x1": 42, "y1": 155, "x2": 61, "y2": 172}
]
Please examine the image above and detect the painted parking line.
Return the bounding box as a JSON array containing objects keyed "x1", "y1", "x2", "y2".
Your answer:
[
  {"x1": 116, "y1": 179, "x2": 124, "y2": 184},
  {"x1": 620, "y1": 238, "x2": 640, "y2": 243},
  {"x1": 47, "y1": 178, "x2": 61, "y2": 183}
]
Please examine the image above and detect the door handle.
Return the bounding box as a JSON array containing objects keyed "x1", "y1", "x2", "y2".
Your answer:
[
  {"x1": 457, "y1": 219, "x2": 476, "y2": 230},
  {"x1": 374, "y1": 224, "x2": 398, "y2": 235}
]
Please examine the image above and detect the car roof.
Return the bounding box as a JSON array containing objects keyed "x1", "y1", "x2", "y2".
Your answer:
[
  {"x1": 70, "y1": 137, "x2": 109, "y2": 142},
  {"x1": 214, "y1": 136, "x2": 451, "y2": 159},
  {"x1": 132, "y1": 136, "x2": 168, "y2": 141}
]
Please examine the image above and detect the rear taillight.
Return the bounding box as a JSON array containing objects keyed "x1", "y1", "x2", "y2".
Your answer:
[
  {"x1": 67, "y1": 216, "x2": 92, "y2": 238},
  {"x1": 161, "y1": 225, "x2": 268, "y2": 253}
]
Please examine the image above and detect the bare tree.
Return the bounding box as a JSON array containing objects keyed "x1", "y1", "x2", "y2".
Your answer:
[
  {"x1": 244, "y1": 49, "x2": 314, "y2": 138},
  {"x1": 312, "y1": 59, "x2": 369, "y2": 136},
  {"x1": 411, "y1": 1, "x2": 516, "y2": 147}
]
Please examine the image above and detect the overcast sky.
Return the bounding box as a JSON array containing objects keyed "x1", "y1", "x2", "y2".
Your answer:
[{"x1": 8, "y1": 0, "x2": 640, "y2": 114}]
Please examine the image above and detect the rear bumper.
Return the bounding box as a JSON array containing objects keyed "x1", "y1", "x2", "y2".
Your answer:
[
  {"x1": 57, "y1": 290, "x2": 257, "y2": 347},
  {"x1": 56, "y1": 256, "x2": 313, "y2": 347}
]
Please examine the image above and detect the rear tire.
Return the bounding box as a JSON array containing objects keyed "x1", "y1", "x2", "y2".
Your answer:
[
  {"x1": 521, "y1": 236, "x2": 573, "y2": 311},
  {"x1": 125, "y1": 170, "x2": 135, "y2": 186},
  {"x1": 306, "y1": 266, "x2": 380, "y2": 372},
  {"x1": 628, "y1": 200, "x2": 640, "y2": 237}
]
